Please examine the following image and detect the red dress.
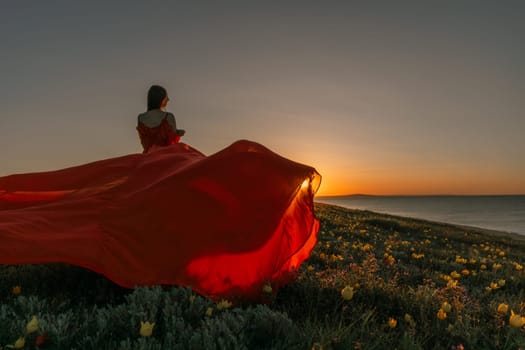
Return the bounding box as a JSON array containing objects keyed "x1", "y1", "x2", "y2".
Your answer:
[
  {"x1": 136, "y1": 116, "x2": 181, "y2": 153},
  {"x1": 0, "y1": 135, "x2": 320, "y2": 301}
]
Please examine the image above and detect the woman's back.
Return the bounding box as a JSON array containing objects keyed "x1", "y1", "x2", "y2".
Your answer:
[
  {"x1": 137, "y1": 110, "x2": 181, "y2": 153},
  {"x1": 138, "y1": 109, "x2": 177, "y2": 129},
  {"x1": 137, "y1": 85, "x2": 185, "y2": 153}
]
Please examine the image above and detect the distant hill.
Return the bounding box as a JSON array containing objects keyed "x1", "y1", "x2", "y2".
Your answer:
[{"x1": 316, "y1": 193, "x2": 377, "y2": 198}]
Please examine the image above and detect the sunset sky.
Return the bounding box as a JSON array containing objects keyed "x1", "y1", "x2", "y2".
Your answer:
[{"x1": 1, "y1": 2, "x2": 523, "y2": 196}]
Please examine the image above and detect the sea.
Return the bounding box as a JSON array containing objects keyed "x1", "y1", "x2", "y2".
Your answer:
[{"x1": 316, "y1": 195, "x2": 525, "y2": 235}]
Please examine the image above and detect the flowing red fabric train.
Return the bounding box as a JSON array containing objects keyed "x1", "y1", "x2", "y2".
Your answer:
[{"x1": 0, "y1": 140, "x2": 320, "y2": 301}]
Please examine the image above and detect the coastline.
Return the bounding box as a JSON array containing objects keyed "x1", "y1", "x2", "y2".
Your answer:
[
  {"x1": 315, "y1": 195, "x2": 525, "y2": 237},
  {"x1": 314, "y1": 201, "x2": 525, "y2": 243}
]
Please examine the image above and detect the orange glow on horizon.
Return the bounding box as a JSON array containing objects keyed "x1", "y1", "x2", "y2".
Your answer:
[{"x1": 314, "y1": 170, "x2": 525, "y2": 197}]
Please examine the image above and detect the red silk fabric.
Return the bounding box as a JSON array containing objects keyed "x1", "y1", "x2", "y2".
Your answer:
[
  {"x1": 136, "y1": 118, "x2": 181, "y2": 153},
  {"x1": 0, "y1": 141, "x2": 320, "y2": 301}
]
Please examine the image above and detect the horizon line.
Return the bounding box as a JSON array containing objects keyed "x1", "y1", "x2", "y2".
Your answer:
[{"x1": 317, "y1": 193, "x2": 525, "y2": 198}]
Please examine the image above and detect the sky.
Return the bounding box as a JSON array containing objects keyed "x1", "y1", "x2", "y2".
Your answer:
[{"x1": 1, "y1": 1, "x2": 524, "y2": 196}]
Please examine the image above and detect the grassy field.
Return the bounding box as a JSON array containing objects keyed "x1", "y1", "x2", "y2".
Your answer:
[{"x1": 1, "y1": 202, "x2": 525, "y2": 349}]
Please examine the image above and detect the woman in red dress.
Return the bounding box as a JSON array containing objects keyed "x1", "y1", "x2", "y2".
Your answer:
[
  {"x1": 137, "y1": 85, "x2": 186, "y2": 153},
  {"x1": 0, "y1": 86, "x2": 320, "y2": 301}
]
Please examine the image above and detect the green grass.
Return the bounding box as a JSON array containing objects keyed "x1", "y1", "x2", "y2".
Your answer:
[{"x1": 1, "y1": 203, "x2": 525, "y2": 349}]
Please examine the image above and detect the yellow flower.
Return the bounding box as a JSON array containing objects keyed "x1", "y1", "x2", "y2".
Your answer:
[
  {"x1": 6, "y1": 337, "x2": 26, "y2": 349},
  {"x1": 12, "y1": 286, "x2": 21, "y2": 296},
  {"x1": 216, "y1": 299, "x2": 232, "y2": 310},
  {"x1": 384, "y1": 255, "x2": 395, "y2": 264},
  {"x1": 262, "y1": 283, "x2": 273, "y2": 294},
  {"x1": 509, "y1": 310, "x2": 525, "y2": 328},
  {"x1": 442, "y1": 302, "x2": 452, "y2": 313},
  {"x1": 26, "y1": 316, "x2": 39, "y2": 334},
  {"x1": 515, "y1": 263, "x2": 523, "y2": 271},
  {"x1": 469, "y1": 258, "x2": 477, "y2": 264},
  {"x1": 437, "y1": 308, "x2": 447, "y2": 320},
  {"x1": 497, "y1": 279, "x2": 506, "y2": 287},
  {"x1": 341, "y1": 285, "x2": 354, "y2": 300},
  {"x1": 461, "y1": 269, "x2": 470, "y2": 276},
  {"x1": 307, "y1": 265, "x2": 315, "y2": 271},
  {"x1": 455, "y1": 256, "x2": 467, "y2": 264},
  {"x1": 388, "y1": 318, "x2": 397, "y2": 329},
  {"x1": 497, "y1": 303, "x2": 509, "y2": 315},
  {"x1": 447, "y1": 279, "x2": 458, "y2": 288},
  {"x1": 450, "y1": 271, "x2": 461, "y2": 279},
  {"x1": 140, "y1": 321, "x2": 155, "y2": 337},
  {"x1": 480, "y1": 264, "x2": 487, "y2": 270},
  {"x1": 361, "y1": 243, "x2": 373, "y2": 252},
  {"x1": 440, "y1": 274, "x2": 452, "y2": 281},
  {"x1": 489, "y1": 282, "x2": 499, "y2": 290},
  {"x1": 492, "y1": 263, "x2": 502, "y2": 270},
  {"x1": 205, "y1": 307, "x2": 213, "y2": 317}
]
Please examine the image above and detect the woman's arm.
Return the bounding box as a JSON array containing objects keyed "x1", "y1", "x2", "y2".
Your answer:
[{"x1": 167, "y1": 113, "x2": 185, "y2": 136}]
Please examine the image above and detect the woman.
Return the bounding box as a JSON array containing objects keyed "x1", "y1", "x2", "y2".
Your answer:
[
  {"x1": 0, "y1": 87, "x2": 321, "y2": 302},
  {"x1": 137, "y1": 85, "x2": 186, "y2": 153}
]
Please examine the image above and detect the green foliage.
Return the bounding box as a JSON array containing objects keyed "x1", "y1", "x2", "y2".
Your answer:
[
  {"x1": 0, "y1": 285, "x2": 305, "y2": 349},
  {"x1": 1, "y1": 203, "x2": 525, "y2": 349},
  {"x1": 276, "y1": 204, "x2": 525, "y2": 349}
]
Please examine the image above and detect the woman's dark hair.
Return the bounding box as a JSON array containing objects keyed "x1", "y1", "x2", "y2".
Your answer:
[{"x1": 147, "y1": 85, "x2": 167, "y2": 111}]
